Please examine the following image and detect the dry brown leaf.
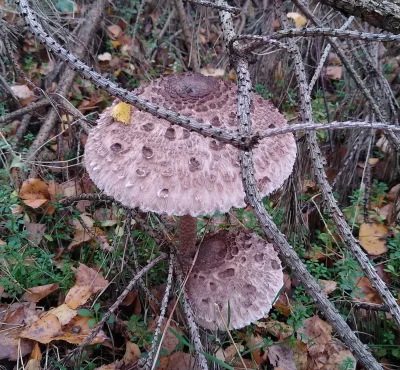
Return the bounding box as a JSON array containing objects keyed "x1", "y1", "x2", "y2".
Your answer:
[
  {"x1": 20, "y1": 314, "x2": 63, "y2": 344},
  {"x1": 257, "y1": 320, "x2": 293, "y2": 339},
  {"x1": 65, "y1": 286, "x2": 93, "y2": 309},
  {"x1": 387, "y1": 184, "x2": 400, "y2": 201},
  {"x1": 298, "y1": 315, "x2": 332, "y2": 346},
  {"x1": 325, "y1": 66, "x2": 342, "y2": 80},
  {"x1": 325, "y1": 346, "x2": 356, "y2": 369},
  {"x1": 379, "y1": 203, "x2": 393, "y2": 221},
  {"x1": 292, "y1": 340, "x2": 308, "y2": 370},
  {"x1": 48, "y1": 303, "x2": 77, "y2": 325},
  {"x1": 354, "y1": 277, "x2": 383, "y2": 304},
  {"x1": 273, "y1": 293, "x2": 291, "y2": 316},
  {"x1": 60, "y1": 178, "x2": 82, "y2": 197},
  {"x1": 11, "y1": 85, "x2": 34, "y2": 99},
  {"x1": 98, "y1": 52, "x2": 112, "y2": 61},
  {"x1": 0, "y1": 303, "x2": 36, "y2": 360},
  {"x1": 25, "y1": 223, "x2": 46, "y2": 245},
  {"x1": 107, "y1": 24, "x2": 123, "y2": 38},
  {"x1": 167, "y1": 352, "x2": 199, "y2": 370},
  {"x1": 123, "y1": 342, "x2": 141, "y2": 364},
  {"x1": 25, "y1": 359, "x2": 41, "y2": 370},
  {"x1": 94, "y1": 362, "x2": 123, "y2": 370},
  {"x1": 200, "y1": 67, "x2": 225, "y2": 77},
  {"x1": 58, "y1": 315, "x2": 108, "y2": 344},
  {"x1": 318, "y1": 279, "x2": 338, "y2": 295},
  {"x1": 146, "y1": 317, "x2": 181, "y2": 355},
  {"x1": 287, "y1": 12, "x2": 307, "y2": 28},
  {"x1": 359, "y1": 223, "x2": 389, "y2": 255},
  {"x1": 65, "y1": 263, "x2": 108, "y2": 309},
  {"x1": 30, "y1": 342, "x2": 42, "y2": 360},
  {"x1": 68, "y1": 214, "x2": 95, "y2": 249},
  {"x1": 248, "y1": 333, "x2": 267, "y2": 365},
  {"x1": 22, "y1": 283, "x2": 59, "y2": 302},
  {"x1": 268, "y1": 344, "x2": 297, "y2": 370},
  {"x1": 19, "y1": 179, "x2": 50, "y2": 208}
]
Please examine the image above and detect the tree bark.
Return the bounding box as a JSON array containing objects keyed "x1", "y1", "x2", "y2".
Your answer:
[{"x1": 319, "y1": 0, "x2": 400, "y2": 34}]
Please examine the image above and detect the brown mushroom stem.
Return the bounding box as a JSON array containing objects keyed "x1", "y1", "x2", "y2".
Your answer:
[{"x1": 177, "y1": 215, "x2": 198, "y2": 268}]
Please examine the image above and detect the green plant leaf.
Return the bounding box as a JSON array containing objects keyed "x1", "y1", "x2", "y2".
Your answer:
[{"x1": 77, "y1": 308, "x2": 93, "y2": 317}]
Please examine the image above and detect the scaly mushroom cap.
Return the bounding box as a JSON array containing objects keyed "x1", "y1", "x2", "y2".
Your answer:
[
  {"x1": 85, "y1": 73, "x2": 296, "y2": 216},
  {"x1": 187, "y1": 229, "x2": 283, "y2": 330}
]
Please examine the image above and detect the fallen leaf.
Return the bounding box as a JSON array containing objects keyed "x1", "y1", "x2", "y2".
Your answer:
[
  {"x1": 354, "y1": 277, "x2": 383, "y2": 304},
  {"x1": 0, "y1": 303, "x2": 36, "y2": 360},
  {"x1": 111, "y1": 102, "x2": 131, "y2": 125},
  {"x1": 22, "y1": 283, "x2": 59, "y2": 302},
  {"x1": 20, "y1": 314, "x2": 63, "y2": 344},
  {"x1": 200, "y1": 67, "x2": 225, "y2": 77},
  {"x1": 298, "y1": 315, "x2": 332, "y2": 346},
  {"x1": 256, "y1": 320, "x2": 293, "y2": 339},
  {"x1": 65, "y1": 263, "x2": 108, "y2": 309},
  {"x1": 359, "y1": 223, "x2": 389, "y2": 255},
  {"x1": 19, "y1": 179, "x2": 50, "y2": 208},
  {"x1": 247, "y1": 333, "x2": 267, "y2": 365},
  {"x1": 287, "y1": 12, "x2": 307, "y2": 28},
  {"x1": 387, "y1": 184, "x2": 400, "y2": 202},
  {"x1": 11, "y1": 85, "x2": 34, "y2": 99},
  {"x1": 98, "y1": 52, "x2": 112, "y2": 61},
  {"x1": 167, "y1": 352, "x2": 199, "y2": 370},
  {"x1": 318, "y1": 279, "x2": 337, "y2": 295},
  {"x1": 21, "y1": 314, "x2": 107, "y2": 345},
  {"x1": 48, "y1": 303, "x2": 77, "y2": 325},
  {"x1": 30, "y1": 342, "x2": 42, "y2": 360},
  {"x1": 378, "y1": 203, "x2": 393, "y2": 221},
  {"x1": 146, "y1": 317, "x2": 181, "y2": 355},
  {"x1": 107, "y1": 25, "x2": 123, "y2": 38},
  {"x1": 25, "y1": 223, "x2": 47, "y2": 245},
  {"x1": 325, "y1": 66, "x2": 342, "y2": 80},
  {"x1": 268, "y1": 344, "x2": 297, "y2": 370},
  {"x1": 123, "y1": 342, "x2": 141, "y2": 364},
  {"x1": 58, "y1": 315, "x2": 108, "y2": 344}
]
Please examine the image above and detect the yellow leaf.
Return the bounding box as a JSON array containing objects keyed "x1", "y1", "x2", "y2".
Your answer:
[
  {"x1": 111, "y1": 102, "x2": 131, "y2": 125},
  {"x1": 111, "y1": 40, "x2": 121, "y2": 48},
  {"x1": 287, "y1": 12, "x2": 307, "y2": 28},
  {"x1": 359, "y1": 223, "x2": 389, "y2": 255}
]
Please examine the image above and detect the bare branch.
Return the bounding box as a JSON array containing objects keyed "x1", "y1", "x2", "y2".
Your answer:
[
  {"x1": 236, "y1": 28, "x2": 400, "y2": 54},
  {"x1": 186, "y1": 0, "x2": 241, "y2": 14},
  {"x1": 259, "y1": 120, "x2": 400, "y2": 140},
  {"x1": 217, "y1": 0, "x2": 385, "y2": 367},
  {"x1": 174, "y1": 0, "x2": 201, "y2": 71}
]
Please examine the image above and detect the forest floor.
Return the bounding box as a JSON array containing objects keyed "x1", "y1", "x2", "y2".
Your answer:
[{"x1": 0, "y1": 0, "x2": 400, "y2": 369}]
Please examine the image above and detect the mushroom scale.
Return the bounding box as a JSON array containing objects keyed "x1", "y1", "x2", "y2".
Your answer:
[
  {"x1": 186, "y1": 228, "x2": 283, "y2": 330},
  {"x1": 85, "y1": 72, "x2": 296, "y2": 216}
]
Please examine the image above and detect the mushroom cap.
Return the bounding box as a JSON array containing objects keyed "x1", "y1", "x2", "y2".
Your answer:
[
  {"x1": 186, "y1": 228, "x2": 283, "y2": 330},
  {"x1": 85, "y1": 73, "x2": 296, "y2": 216}
]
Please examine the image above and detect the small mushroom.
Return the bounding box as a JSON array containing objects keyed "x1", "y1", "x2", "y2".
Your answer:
[
  {"x1": 84, "y1": 73, "x2": 296, "y2": 265},
  {"x1": 187, "y1": 228, "x2": 283, "y2": 330}
]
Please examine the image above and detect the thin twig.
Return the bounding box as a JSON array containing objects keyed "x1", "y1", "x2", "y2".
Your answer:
[
  {"x1": 186, "y1": 0, "x2": 241, "y2": 14},
  {"x1": 174, "y1": 0, "x2": 200, "y2": 71},
  {"x1": 139, "y1": 254, "x2": 174, "y2": 370},
  {"x1": 309, "y1": 16, "x2": 354, "y2": 91}
]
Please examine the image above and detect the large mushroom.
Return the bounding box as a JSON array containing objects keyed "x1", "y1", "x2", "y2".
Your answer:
[
  {"x1": 84, "y1": 72, "x2": 296, "y2": 266},
  {"x1": 186, "y1": 228, "x2": 283, "y2": 330}
]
